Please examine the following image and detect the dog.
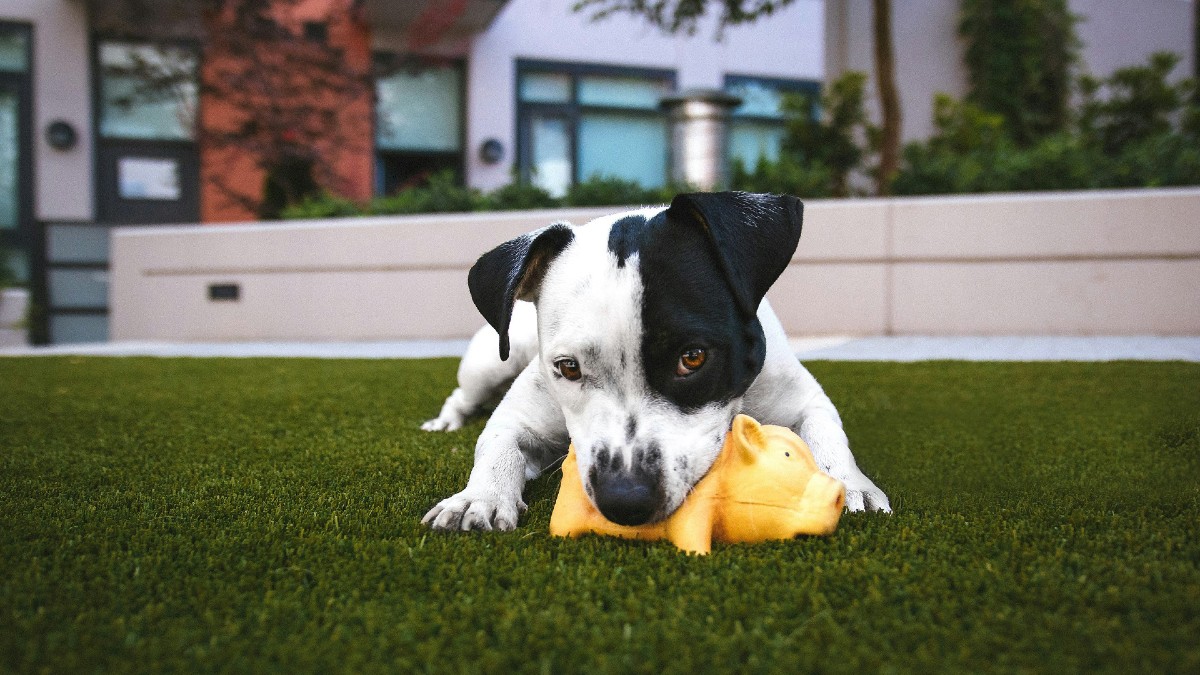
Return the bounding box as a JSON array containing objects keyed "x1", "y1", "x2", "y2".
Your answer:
[{"x1": 421, "y1": 191, "x2": 890, "y2": 532}]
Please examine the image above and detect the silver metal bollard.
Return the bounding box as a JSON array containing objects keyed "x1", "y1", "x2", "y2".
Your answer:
[{"x1": 660, "y1": 89, "x2": 743, "y2": 191}]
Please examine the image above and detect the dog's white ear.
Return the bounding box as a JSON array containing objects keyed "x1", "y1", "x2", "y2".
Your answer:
[
  {"x1": 468, "y1": 222, "x2": 574, "y2": 360},
  {"x1": 666, "y1": 192, "x2": 803, "y2": 318}
]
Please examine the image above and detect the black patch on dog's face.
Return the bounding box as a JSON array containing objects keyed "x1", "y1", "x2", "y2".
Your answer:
[
  {"x1": 629, "y1": 210, "x2": 766, "y2": 411},
  {"x1": 607, "y1": 214, "x2": 646, "y2": 269}
]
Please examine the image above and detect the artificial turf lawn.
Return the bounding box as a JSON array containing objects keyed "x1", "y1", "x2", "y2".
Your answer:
[{"x1": 1, "y1": 358, "x2": 1198, "y2": 673}]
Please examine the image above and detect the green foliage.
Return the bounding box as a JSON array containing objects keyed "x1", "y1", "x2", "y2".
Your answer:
[
  {"x1": 959, "y1": 0, "x2": 1079, "y2": 145},
  {"x1": 893, "y1": 52, "x2": 1200, "y2": 195},
  {"x1": 730, "y1": 154, "x2": 834, "y2": 198},
  {"x1": 1078, "y1": 52, "x2": 1190, "y2": 155},
  {"x1": 281, "y1": 171, "x2": 680, "y2": 219},
  {"x1": 479, "y1": 179, "x2": 560, "y2": 211},
  {"x1": 2, "y1": 358, "x2": 1199, "y2": 672},
  {"x1": 732, "y1": 71, "x2": 875, "y2": 197},
  {"x1": 563, "y1": 175, "x2": 670, "y2": 207},
  {"x1": 366, "y1": 170, "x2": 483, "y2": 215},
  {"x1": 278, "y1": 192, "x2": 362, "y2": 220}
]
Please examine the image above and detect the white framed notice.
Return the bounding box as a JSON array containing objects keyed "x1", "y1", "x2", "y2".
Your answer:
[{"x1": 118, "y1": 157, "x2": 181, "y2": 200}]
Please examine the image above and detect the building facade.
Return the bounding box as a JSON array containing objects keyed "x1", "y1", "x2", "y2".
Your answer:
[
  {"x1": 2, "y1": 0, "x2": 826, "y2": 343},
  {"x1": 1, "y1": 0, "x2": 1193, "y2": 344}
]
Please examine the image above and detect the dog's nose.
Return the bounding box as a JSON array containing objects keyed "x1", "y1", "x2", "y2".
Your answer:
[{"x1": 592, "y1": 472, "x2": 659, "y2": 526}]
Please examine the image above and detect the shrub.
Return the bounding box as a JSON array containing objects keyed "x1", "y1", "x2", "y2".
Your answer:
[
  {"x1": 280, "y1": 192, "x2": 363, "y2": 220},
  {"x1": 367, "y1": 170, "x2": 484, "y2": 215},
  {"x1": 564, "y1": 175, "x2": 669, "y2": 207},
  {"x1": 280, "y1": 171, "x2": 687, "y2": 219},
  {"x1": 731, "y1": 154, "x2": 834, "y2": 198},
  {"x1": 959, "y1": 0, "x2": 1079, "y2": 145},
  {"x1": 893, "y1": 52, "x2": 1200, "y2": 196},
  {"x1": 481, "y1": 180, "x2": 560, "y2": 211},
  {"x1": 731, "y1": 71, "x2": 876, "y2": 197},
  {"x1": 1078, "y1": 52, "x2": 1190, "y2": 155}
]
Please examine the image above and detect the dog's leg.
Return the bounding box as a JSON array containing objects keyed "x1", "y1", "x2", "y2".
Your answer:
[
  {"x1": 789, "y1": 375, "x2": 891, "y2": 513},
  {"x1": 422, "y1": 363, "x2": 568, "y2": 531},
  {"x1": 422, "y1": 302, "x2": 538, "y2": 432},
  {"x1": 746, "y1": 304, "x2": 891, "y2": 512}
]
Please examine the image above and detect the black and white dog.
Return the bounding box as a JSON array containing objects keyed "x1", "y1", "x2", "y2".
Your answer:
[{"x1": 422, "y1": 192, "x2": 890, "y2": 532}]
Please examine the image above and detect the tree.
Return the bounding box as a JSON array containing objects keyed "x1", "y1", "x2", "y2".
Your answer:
[
  {"x1": 574, "y1": 0, "x2": 901, "y2": 196},
  {"x1": 871, "y1": 0, "x2": 900, "y2": 194},
  {"x1": 574, "y1": 0, "x2": 798, "y2": 35}
]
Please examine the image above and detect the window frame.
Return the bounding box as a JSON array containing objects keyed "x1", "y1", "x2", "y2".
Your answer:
[
  {"x1": 515, "y1": 59, "x2": 676, "y2": 192},
  {"x1": 372, "y1": 53, "x2": 467, "y2": 195},
  {"x1": 723, "y1": 74, "x2": 821, "y2": 168},
  {"x1": 93, "y1": 37, "x2": 201, "y2": 143}
]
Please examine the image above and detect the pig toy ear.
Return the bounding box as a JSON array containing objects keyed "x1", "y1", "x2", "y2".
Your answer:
[{"x1": 729, "y1": 415, "x2": 765, "y2": 464}]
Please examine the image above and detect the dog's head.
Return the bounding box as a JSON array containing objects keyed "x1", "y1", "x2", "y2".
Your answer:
[{"x1": 469, "y1": 192, "x2": 803, "y2": 525}]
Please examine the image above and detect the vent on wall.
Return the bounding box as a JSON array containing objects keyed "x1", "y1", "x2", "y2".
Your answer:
[{"x1": 208, "y1": 283, "x2": 240, "y2": 301}]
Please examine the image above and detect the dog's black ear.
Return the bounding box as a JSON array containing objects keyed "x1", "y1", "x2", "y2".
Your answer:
[
  {"x1": 666, "y1": 192, "x2": 803, "y2": 317},
  {"x1": 468, "y1": 222, "x2": 575, "y2": 360}
]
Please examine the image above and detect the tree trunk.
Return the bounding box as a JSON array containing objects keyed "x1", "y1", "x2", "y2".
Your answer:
[{"x1": 872, "y1": 0, "x2": 901, "y2": 195}]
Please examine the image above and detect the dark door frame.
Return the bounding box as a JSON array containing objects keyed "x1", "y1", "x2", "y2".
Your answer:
[{"x1": 0, "y1": 22, "x2": 42, "y2": 342}]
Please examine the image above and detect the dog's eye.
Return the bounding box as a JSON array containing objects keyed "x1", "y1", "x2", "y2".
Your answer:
[
  {"x1": 555, "y1": 358, "x2": 582, "y2": 381},
  {"x1": 676, "y1": 347, "x2": 707, "y2": 376}
]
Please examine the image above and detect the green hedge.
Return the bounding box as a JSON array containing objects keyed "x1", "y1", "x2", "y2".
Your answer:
[{"x1": 281, "y1": 172, "x2": 686, "y2": 220}]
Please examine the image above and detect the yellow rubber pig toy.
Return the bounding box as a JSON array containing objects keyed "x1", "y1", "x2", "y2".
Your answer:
[{"x1": 550, "y1": 414, "x2": 846, "y2": 554}]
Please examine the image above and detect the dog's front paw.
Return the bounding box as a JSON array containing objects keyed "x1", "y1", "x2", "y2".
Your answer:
[
  {"x1": 839, "y1": 470, "x2": 892, "y2": 513},
  {"x1": 420, "y1": 414, "x2": 463, "y2": 432},
  {"x1": 421, "y1": 489, "x2": 527, "y2": 531}
]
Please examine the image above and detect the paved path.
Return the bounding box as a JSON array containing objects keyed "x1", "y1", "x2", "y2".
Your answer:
[{"x1": 3, "y1": 336, "x2": 1199, "y2": 361}]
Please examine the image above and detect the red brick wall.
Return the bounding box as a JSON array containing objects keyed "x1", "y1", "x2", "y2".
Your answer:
[{"x1": 199, "y1": 0, "x2": 373, "y2": 222}]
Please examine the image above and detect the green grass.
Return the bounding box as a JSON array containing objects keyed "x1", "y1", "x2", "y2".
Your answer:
[{"x1": 1, "y1": 357, "x2": 1198, "y2": 673}]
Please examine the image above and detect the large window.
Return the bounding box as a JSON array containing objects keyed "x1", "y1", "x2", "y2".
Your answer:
[
  {"x1": 98, "y1": 41, "x2": 198, "y2": 141},
  {"x1": 517, "y1": 61, "x2": 675, "y2": 197},
  {"x1": 374, "y1": 56, "x2": 464, "y2": 194},
  {"x1": 724, "y1": 75, "x2": 820, "y2": 170}
]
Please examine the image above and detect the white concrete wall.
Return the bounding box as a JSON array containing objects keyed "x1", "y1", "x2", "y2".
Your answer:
[
  {"x1": 825, "y1": 0, "x2": 1195, "y2": 143},
  {"x1": 110, "y1": 188, "x2": 1200, "y2": 342},
  {"x1": 462, "y1": 0, "x2": 826, "y2": 191},
  {"x1": 1, "y1": 0, "x2": 94, "y2": 221}
]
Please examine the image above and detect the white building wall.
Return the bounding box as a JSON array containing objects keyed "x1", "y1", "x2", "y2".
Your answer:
[
  {"x1": 464, "y1": 0, "x2": 826, "y2": 191},
  {"x1": 109, "y1": 188, "x2": 1200, "y2": 342},
  {"x1": 1, "y1": 0, "x2": 93, "y2": 222}
]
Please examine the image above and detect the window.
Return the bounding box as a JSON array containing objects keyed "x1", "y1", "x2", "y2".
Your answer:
[
  {"x1": 1, "y1": 23, "x2": 30, "y2": 239},
  {"x1": 0, "y1": 24, "x2": 29, "y2": 73},
  {"x1": 724, "y1": 76, "x2": 820, "y2": 170},
  {"x1": 517, "y1": 61, "x2": 675, "y2": 198},
  {"x1": 374, "y1": 56, "x2": 464, "y2": 194},
  {"x1": 98, "y1": 41, "x2": 198, "y2": 141},
  {"x1": 0, "y1": 84, "x2": 19, "y2": 234}
]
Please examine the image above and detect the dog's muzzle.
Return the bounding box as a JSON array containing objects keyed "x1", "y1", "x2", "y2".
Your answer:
[{"x1": 591, "y1": 470, "x2": 661, "y2": 526}]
